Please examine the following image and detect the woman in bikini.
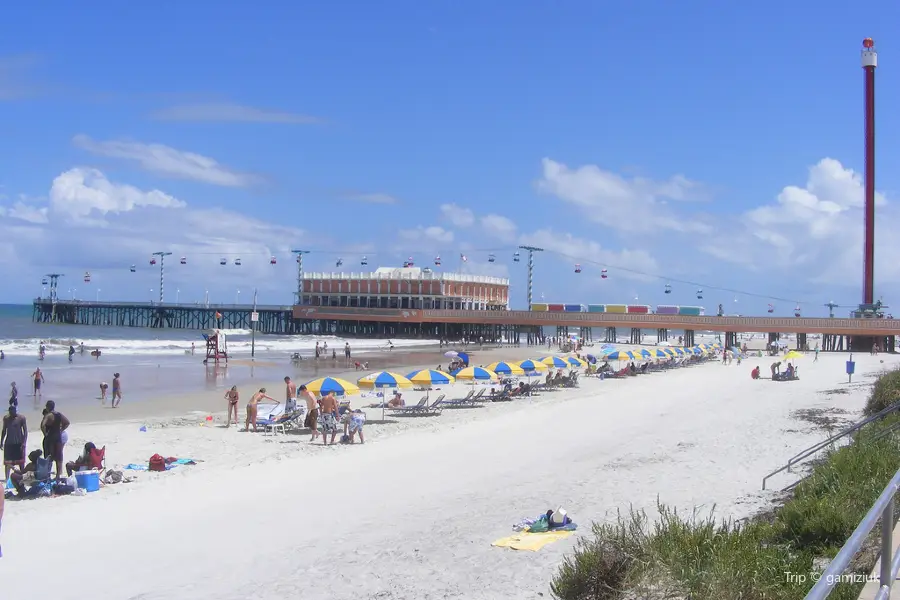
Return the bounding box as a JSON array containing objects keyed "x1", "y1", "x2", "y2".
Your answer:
[
  {"x1": 244, "y1": 388, "x2": 276, "y2": 433},
  {"x1": 224, "y1": 386, "x2": 239, "y2": 427}
]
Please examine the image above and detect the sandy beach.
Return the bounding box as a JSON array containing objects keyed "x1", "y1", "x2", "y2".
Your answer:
[{"x1": 2, "y1": 343, "x2": 894, "y2": 600}]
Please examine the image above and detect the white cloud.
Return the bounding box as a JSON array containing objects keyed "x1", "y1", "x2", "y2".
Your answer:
[
  {"x1": 0, "y1": 169, "x2": 306, "y2": 303},
  {"x1": 345, "y1": 192, "x2": 399, "y2": 205},
  {"x1": 440, "y1": 203, "x2": 474, "y2": 227},
  {"x1": 705, "y1": 158, "x2": 900, "y2": 287},
  {"x1": 518, "y1": 229, "x2": 660, "y2": 283},
  {"x1": 398, "y1": 225, "x2": 454, "y2": 244},
  {"x1": 151, "y1": 103, "x2": 321, "y2": 124},
  {"x1": 50, "y1": 167, "x2": 184, "y2": 221},
  {"x1": 0, "y1": 195, "x2": 49, "y2": 223},
  {"x1": 480, "y1": 214, "x2": 517, "y2": 242},
  {"x1": 536, "y1": 158, "x2": 711, "y2": 234},
  {"x1": 73, "y1": 134, "x2": 257, "y2": 187}
]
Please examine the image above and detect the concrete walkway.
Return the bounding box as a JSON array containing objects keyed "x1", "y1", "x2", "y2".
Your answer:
[{"x1": 857, "y1": 520, "x2": 900, "y2": 600}]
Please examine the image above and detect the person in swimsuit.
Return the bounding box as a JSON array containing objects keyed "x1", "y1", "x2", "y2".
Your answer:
[
  {"x1": 224, "y1": 386, "x2": 239, "y2": 427},
  {"x1": 300, "y1": 385, "x2": 319, "y2": 441},
  {"x1": 32, "y1": 367, "x2": 44, "y2": 398},
  {"x1": 111, "y1": 373, "x2": 122, "y2": 408},
  {"x1": 245, "y1": 388, "x2": 276, "y2": 432},
  {"x1": 318, "y1": 392, "x2": 340, "y2": 446},
  {"x1": 99, "y1": 382, "x2": 109, "y2": 404},
  {"x1": 1, "y1": 405, "x2": 27, "y2": 479},
  {"x1": 284, "y1": 376, "x2": 297, "y2": 413},
  {"x1": 40, "y1": 401, "x2": 69, "y2": 481}
]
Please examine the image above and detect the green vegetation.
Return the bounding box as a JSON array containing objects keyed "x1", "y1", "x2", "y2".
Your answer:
[
  {"x1": 552, "y1": 376, "x2": 900, "y2": 600},
  {"x1": 865, "y1": 366, "x2": 900, "y2": 416}
]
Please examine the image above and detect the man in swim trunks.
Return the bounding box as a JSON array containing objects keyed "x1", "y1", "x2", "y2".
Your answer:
[
  {"x1": 40, "y1": 401, "x2": 69, "y2": 481},
  {"x1": 318, "y1": 392, "x2": 340, "y2": 446},
  {"x1": 32, "y1": 367, "x2": 44, "y2": 398},
  {"x1": 284, "y1": 376, "x2": 297, "y2": 413},
  {"x1": 1, "y1": 405, "x2": 27, "y2": 478},
  {"x1": 300, "y1": 385, "x2": 319, "y2": 441}
]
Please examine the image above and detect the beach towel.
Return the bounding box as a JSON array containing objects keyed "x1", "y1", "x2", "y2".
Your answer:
[{"x1": 491, "y1": 530, "x2": 574, "y2": 551}]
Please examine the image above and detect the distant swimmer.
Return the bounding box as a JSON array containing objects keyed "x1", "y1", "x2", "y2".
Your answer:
[
  {"x1": 38, "y1": 343, "x2": 45, "y2": 361},
  {"x1": 68, "y1": 345, "x2": 75, "y2": 362},
  {"x1": 90, "y1": 349, "x2": 101, "y2": 359}
]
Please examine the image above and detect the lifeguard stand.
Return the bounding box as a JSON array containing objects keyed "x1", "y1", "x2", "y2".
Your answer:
[{"x1": 203, "y1": 329, "x2": 228, "y2": 363}]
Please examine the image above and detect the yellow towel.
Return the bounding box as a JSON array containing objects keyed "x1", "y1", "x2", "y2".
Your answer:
[{"x1": 491, "y1": 530, "x2": 574, "y2": 551}]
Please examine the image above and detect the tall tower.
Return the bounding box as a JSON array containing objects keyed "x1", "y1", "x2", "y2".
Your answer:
[{"x1": 862, "y1": 38, "x2": 877, "y2": 305}]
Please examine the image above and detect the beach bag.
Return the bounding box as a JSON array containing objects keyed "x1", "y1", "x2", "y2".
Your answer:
[{"x1": 148, "y1": 454, "x2": 166, "y2": 472}]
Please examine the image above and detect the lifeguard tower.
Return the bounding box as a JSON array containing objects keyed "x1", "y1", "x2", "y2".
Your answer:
[{"x1": 203, "y1": 329, "x2": 228, "y2": 364}]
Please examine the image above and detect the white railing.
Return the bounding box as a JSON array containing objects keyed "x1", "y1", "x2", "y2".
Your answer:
[
  {"x1": 804, "y1": 467, "x2": 900, "y2": 599},
  {"x1": 301, "y1": 270, "x2": 509, "y2": 286}
]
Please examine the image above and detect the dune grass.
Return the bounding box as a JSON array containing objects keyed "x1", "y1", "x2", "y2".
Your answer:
[{"x1": 552, "y1": 375, "x2": 900, "y2": 600}]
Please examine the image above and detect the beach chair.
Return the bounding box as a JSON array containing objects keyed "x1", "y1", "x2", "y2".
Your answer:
[
  {"x1": 262, "y1": 410, "x2": 304, "y2": 435},
  {"x1": 442, "y1": 389, "x2": 474, "y2": 407},
  {"x1": 395, "y1": 396, "x2": 444, "y2": 417},
  {"x1": 390, "y1": 397, "x2": 428, "y2": 413}
]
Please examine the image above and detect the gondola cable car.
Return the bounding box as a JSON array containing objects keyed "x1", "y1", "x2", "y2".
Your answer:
[
  {"x1": 84, "y1": 271, "x2": 91, "y2": 283},
  {"x1": 600, "y1": 269, "x2": 608, "y2": 279},
  {"x1": 336, "y1": 258, "x2": 343, "y2": 267},
  {"x1": 664, "y1": 284, "x2": 672, "y2": 294},
  {"x1": 407, "y1": 256, "x2": 414, "y2": 267},
  {"x1": 434, "y1": 255, "x2": 441, "y2": 266},
  {"x1": 794, "y1": 304, "x2": 801, "y2": 318},
  {"x1": 574, "y1": 263, "x2": 582, "y2": 273},
  {"x1": 220, "y1": 257, "x2": 227, "y2": 266},
  {"x1": 41, "y1": 277, "x2": 49, "y2": 285},
  {"x1": 361, "y1": 255, "x2": 368, "y2": 266},
  {"x1": 129, "y1": 265, "x2": 136, "y2": 273},
  {"x1": 488, "y1": 253, "x2": 495, "y2": 263},
  {"x1": 234, "y1": 258, "x2": 242, "y2": 266},
  {"x1": 696, "y1": 289, "x2": 703, "y2": 300},
  {"x1": 180, "y1": 256, "x2": 187, "y2": 265},
  {"x1": 270, "y1": 255, "x2": 277, "y2": 265},
  {"x1": 767, "y1": 304, "x2": 775, "y2": 313},
  {"x1": 513, "y1": 251, "x2": 521, "y2": 263},
  {"x1": 149, "y1": 257, "x2": 157, "y2": 265}
]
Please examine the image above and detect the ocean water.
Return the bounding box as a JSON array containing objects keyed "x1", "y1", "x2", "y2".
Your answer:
[{"x1": 0, "y1": 303, "x2": 438, "y2": 414}]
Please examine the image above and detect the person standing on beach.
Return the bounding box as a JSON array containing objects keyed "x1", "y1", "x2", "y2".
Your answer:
[
  {"x1": 111, "y1": 373, "x2": 122, "y2": 408},
  {"x1": 9, "y1": 382, "x2": 18, "y2": 408},
  {"x1": 1, "y1": 405, "x2": 27, "y2": 479},
  {"x1": 318, "y1": 392, "x2": 340, "y2": 446},
  {"x1": 344, "y1": 342, "x2": 351, "y2": 360},
  {"x1": 284, "y1": 377, "x2": 297, "y2": 413},
  {"x1": 31, "y1": 368, "x2": 44, "y2": 398},
  {"x1": 300, "y1": 385, "x2": 319, "y2": 441},
  {"x1": 40, "y1": 401, "x2": 69, "y2": 481},
  {"x1": 245, "y1": 388, "x2": 276, "y2": 432},
  {"x1": 224, "y1": 386, "x2": 239, "y2": 427}
]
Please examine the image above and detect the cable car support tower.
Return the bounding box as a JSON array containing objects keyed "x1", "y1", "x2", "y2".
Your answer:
[{"x1": 517, "y1": 245, "x2": 544, "y2": 308}]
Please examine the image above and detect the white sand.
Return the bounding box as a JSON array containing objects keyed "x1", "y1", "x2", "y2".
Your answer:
[{"x1": 2, "y1": 350, "x2": 896, "y2": 599}]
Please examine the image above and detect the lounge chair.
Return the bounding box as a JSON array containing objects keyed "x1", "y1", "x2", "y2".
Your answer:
[
  {"x1": 390, "y1": 397, "x2": 428, "y2": 413},
  {"x1": 393, "y1": 397, "x2": 444, "y2": 417},
  {"x1": 262, "y1": 410, "x2": 305, "y2": 435},
  {"x1": 442, "y1": 390, "x2": 474, "y2": 407}
]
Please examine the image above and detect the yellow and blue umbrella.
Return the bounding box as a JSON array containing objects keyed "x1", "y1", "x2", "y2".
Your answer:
[
  {"x1": 486, "y1": 361, "x2": 525, "y2": 376},
  {"x1": 453, "y1": 366, "x2": 499, "y2": 382},
  {"x1": 565, "y1": 356, "x2": 588, "y2": 367},
  {"x1": 358, "y1": 371, "x2": 414, "y2": 389},
  {"x1": 517, "y1": 359, "x2": 549, "y2": 373},
  {"x1": 670, "y1": 348, "x2": 685, "y2": 356},
  {"x1": 650, "y1": 349, "x2": 669, "y2": 358},
  {"x1": 605, "y1": 350, "x2": 639, "y2": 361},
  {"x1": 304, "y1": 377, "x2": 360, "y2": 397},
  {"x1": 406, "y1": 369, "x2": 455, "y2": 386},
  {"x1": 636, "y1": 349, "x2": 652, "y2": 359},
  {"x1": 541, "y1": 356, "x2": 570, "y2": 369}
]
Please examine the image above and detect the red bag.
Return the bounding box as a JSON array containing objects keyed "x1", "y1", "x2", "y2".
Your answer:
[{"x1": 148, "y1": 453, "x2": 166, "y2": 472}]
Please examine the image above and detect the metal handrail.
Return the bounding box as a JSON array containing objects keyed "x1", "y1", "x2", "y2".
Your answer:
[
  {"x1": 762, "y1": 402, "x2": 900, "y2": 490},
  {"x1": 804, "y1": 466, "x2": 900, "y2": 599}
]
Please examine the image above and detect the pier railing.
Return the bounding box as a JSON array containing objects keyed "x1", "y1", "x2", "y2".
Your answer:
[
  {"x1": 33, "y1": 298, "x2": 293, "y2": 310},
  {"x1": 803, "y1": 466, "x2": 900, "y2": 599},
  {"x1": 762, "y1": 402, "x2": 900, "y2": 490}
]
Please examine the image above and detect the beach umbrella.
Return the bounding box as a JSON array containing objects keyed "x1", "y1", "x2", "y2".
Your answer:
[
  {"x1": 670, "y1": 348, "x2": 685, "y2": 356},
  {"x1": 784, "y1": 350, "x2": 804, "y2": 360},
  {"x1": 605, "y1": 350, "x2": 639, "y2": 361},
  {"x1": 358, "y1": 371, "x2": 414, "y2": 420},
  {"x1": 565, "y1": 356, "x2": 588, "y2": 367},
  {"x1": 517, "y1": 359, "x2": 549, "y2": 373},
  {"x1": 636, "y1": 349, "x2": 652, "y2": 359},
  {"x1": 303, "y1": 377, "x2": 360, "y2": 397},
  {"x1": 453, "y1": 366, "x2": 499, "y2": 382},
  {"x1": 660, "y1": 347, "x2": 676, "y2": 356},
  {"x1": 456, "y1": 351, "x2": 470, "y2": 366},
  {"x1": 443, "y1": 350, "x2": 459, "y2": 358},
  {"x1": 486, "y1": 361, "x2": 525, "y2": 376},
  {"x1": 585, "y1": 354, "x2": 597, "y2": 364},
  {"x1": 406, "y1": 369, "x2": 455, "y2": 386},
  {"x1": 650, "y1": 349, "x2": 669, "y2": 358},
  {"x1": 541, "y1": 356, "x2": 570, "y2": 369}
]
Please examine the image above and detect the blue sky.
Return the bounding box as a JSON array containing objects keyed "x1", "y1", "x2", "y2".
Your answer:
[{"x1": 1, "y1": 1, "x2": 899, "y2": 316}]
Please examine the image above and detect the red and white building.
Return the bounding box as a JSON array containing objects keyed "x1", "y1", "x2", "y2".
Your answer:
[{"x1": 299, "y1": 267, "x2": 510, "y2": 310}]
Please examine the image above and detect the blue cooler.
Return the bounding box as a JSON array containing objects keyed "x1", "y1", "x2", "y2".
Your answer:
[{"x1": 74, "y1": 470, "x2": 100, "y2": 493}]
